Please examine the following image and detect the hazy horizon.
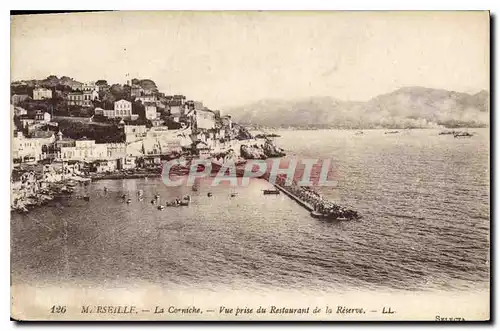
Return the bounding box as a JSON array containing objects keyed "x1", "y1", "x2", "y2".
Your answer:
[{"x1": 11, "y1": 11, "x2": 489, "y2": 109}]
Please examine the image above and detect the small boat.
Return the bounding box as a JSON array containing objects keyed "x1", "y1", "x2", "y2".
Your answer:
[
  {"x1": 207, "y1": 192, "x2": 213, "y2": 197},
  {"x1": 179, "y1": 201, "x2": 189, "y2": 206},
  {"x1": 439, "y1": 130, "x2": 458, "y2": 135},
  {"x1": 384, "y1": 131, "x2": 399, "y2": 134},
  {"x1": 83, "y1": 196, "x2": 90, "y2": 201},
  {"x1": 230, "y1": 193, "x2": 237, "y2": 197},
  {"x1": 157, "y1": 205, "x2": 165, "y2": 210},
  {"x1": 151, "y1": 199, "x2": 156, "y2": 204},
  {"x1": 263, "y1": 189, "x2": 280, "y2": 195},
  {"x1": 454, "y1": 132, "x2": 473, "y2": 138},
  {"x1": 355, "y1": 131, "x2": 364, "y2": 135},
  {"x1": 126, "y1": 199, "x2": 132, "y2": 204}
]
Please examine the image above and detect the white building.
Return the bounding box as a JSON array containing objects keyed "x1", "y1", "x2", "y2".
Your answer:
[
  {"x1": 124, "y1": 125, "x2": 147, "y2": 143},
  {"x1": 194, "y1": 108, "x2": 216, "y2": 129},
  {"x1": 34, "y1": 110, "x2": 51, "y2": 123},
  {"x1": 12, "y1": 132, "x2": 54, "y2": 163},
  {"x1": 113, "y1": 99, "x2": 133, "y2": 119},
  {"x1": 144, "y1": 102, "x2": 157, "y2": 120},
  {"x1": 33, "y1": 87, "x2": 52, "y2": 100},
  {"x1": 82, "y1": 81, "x2": 99, "y2": 93},
  {"x1": 137, "y1": 95, "x2": 156, "y2": 104},
  {"x1": 60, "y1": 139, "x2": 107, "y2": 161},
  {"x1": 170, "y1": 105, "x2": 183, "y2": 118},
  {"x1": 84, "y1": 89, "x2": 99, "y2": 102}
]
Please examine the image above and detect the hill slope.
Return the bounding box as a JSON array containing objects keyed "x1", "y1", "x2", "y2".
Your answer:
[{"x1": 228, "y1": 87, "x2": 489, "y2": 129}]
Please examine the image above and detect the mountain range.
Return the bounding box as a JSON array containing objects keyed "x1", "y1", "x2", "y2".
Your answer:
[{"x1": 227, "y1": 87, "x2": 490, "y2": 129}]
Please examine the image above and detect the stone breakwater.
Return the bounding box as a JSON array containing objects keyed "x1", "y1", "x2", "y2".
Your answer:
[{"x1": 272, "y1": 174, "x2": 360, "y2": 220}]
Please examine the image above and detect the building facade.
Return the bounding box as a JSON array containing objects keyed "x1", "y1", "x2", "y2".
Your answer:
[
  {"x1": 144, "y1": 102, "x2": 157, "y2": 120},
  {"x1": 68, "y1": 91, "x2": 96, "y2": 107},
  {"x1": 60, "y1": 139, "x2": 107, "y2": 161},
  {"x1": 194, "y1": 109, "x2": 216, "y2": 129},
  {"x1": 113, "y1": 99, "x2": 133, "y2": 119},
  {"x1": 124, "y1": 125, "x2": 147, "y2": 143},
  {"x1": 34, "y1": 110, "x2": 51, "y2": 123},
  {"x1": 82, "y1": 82, "x2": 99, "y2": 93},
  {"x1": 12, "y1": 132, "x2": 54, "y2": 163},
  {"x1": 130, "y1": 85, "x2": 143, "y2": 98},
  {"x1": 33, "y1": 88, "x2": 52, "y2": 100},
  {"x1": 137, "y1": 95, "x2": 156, "y2": 104},
  {"x1": 11, "y1": 94, "x2": 29, "y2": 105}
]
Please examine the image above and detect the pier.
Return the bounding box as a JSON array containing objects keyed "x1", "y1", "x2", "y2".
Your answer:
[{"x1": 273, "y1": 183, "x2": 314, "y2": 212}]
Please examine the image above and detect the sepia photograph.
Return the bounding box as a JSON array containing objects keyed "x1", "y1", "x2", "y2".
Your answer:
[{"x1": 9, "y1": 10, "x2": 490, "y2": 321}]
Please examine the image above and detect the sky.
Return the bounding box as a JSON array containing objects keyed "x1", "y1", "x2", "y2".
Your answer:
[{"x1": 11, "y1": 11, "x2": 489, "y2": 109}]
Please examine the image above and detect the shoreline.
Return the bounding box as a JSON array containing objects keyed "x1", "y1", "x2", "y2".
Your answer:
[{"x1": 90, "y1": 172, "x2": 162, "y2": 181}]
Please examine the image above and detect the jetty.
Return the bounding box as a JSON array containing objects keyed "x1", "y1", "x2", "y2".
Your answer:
[{"x1": 273, "y1": 183, "x2": 314, "y2": 211}]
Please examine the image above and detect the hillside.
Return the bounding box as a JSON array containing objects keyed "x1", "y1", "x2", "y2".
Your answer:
[{"x1": 228, "y1": 87, "x2": 489, "y2": 129}]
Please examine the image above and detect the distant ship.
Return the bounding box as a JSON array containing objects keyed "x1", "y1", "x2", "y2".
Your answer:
[{"x1": 454, "y1": 132, "x2": 473, "y2": 138}]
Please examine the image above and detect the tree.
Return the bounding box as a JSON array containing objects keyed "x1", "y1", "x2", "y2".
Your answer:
[
  {"x1": 123, "y1": 84, "x2": 132, "y2": 101},
  {"x1": 110, "y1": 84, "x2": 125, "y2": 100},
  {"x1": 100, "y1": 90, "x2": 116, "y2": 109},
  {"x1": 96, "y1": 80, "x2": 108, "y2": 87},
  {"x1": 132, "y1": 100, "x2": 145, "y2": 119}
]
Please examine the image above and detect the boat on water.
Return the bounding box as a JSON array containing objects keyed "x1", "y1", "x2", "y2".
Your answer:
[
  {"x1": 263, "y1": 189, "x2": 280, "y2": 195},
  {"x1": 454, "y1": 132, "x2": 473, "y2": 138},
  {"x1": 126, "y1": 199, "x2": 132, "y2": 204},
  {"x1": 165, "y1": 200, "x2": 190, "y2": 207},
  {"x1": 157, "y1": 205, "x2": 165, "y2": 210},
  {"x1": 439, "y1": 130, "x2": 459, "y2": 135},
  {"x1": 355, "y1": 131, "x2": 364, "y2": 135},
  {"x1": 384, "y1": 131, "x2": 399, "y2": 134},
  {"x1": 66, "y1": 180, "x2": 78, "y2": 187},
  {"x1": 207, "y1": 192, "x2": 213, "y2": 197},
  {"x1": 230, "y1": 193, "x2": 238, "y2": 197}
]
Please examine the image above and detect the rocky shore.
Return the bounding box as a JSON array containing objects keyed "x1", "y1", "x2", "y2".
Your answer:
[
  {"x1": 240, "y1": 140, "x2": 286, "y2": 159},
  {"x1": 11, "y1": 182, "x2": 74, "y2": 213}
]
